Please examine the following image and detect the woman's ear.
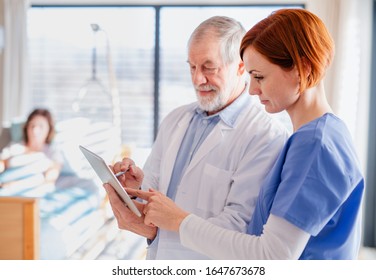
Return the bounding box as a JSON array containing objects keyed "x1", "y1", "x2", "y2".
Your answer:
[{"x1": 302, "y1": 57, "x2": 312, "y2": 79}]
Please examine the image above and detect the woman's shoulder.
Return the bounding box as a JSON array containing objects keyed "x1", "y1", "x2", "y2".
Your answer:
[
  {"x1": 0, "y1": 142, "x2": 27, "y2": 160},
  {"x1": 291, "y1": 113, "x2": 347, "y2": 144},
  {"x1": 288, "y1": 113, "x2": 362, "y2": 180},
  {"x1": 43, "y1": 142, "x2": 64, "y2": 162},
  {"x1": 285, "y1": 113, "x2": 356, "y2": 166}
]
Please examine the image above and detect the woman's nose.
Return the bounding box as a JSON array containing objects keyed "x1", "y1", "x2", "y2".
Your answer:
[{"x1": 248, "y1": 83, "x2": 260, "y2": 96}]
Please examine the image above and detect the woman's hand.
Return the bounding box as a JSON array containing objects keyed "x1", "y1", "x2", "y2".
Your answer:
[
  {"x1": 110, "y1": 158, "x2": 144, "y2": 190},
  {"x1": 126, "y1": 188, "x2": 190, "y2": 232}
]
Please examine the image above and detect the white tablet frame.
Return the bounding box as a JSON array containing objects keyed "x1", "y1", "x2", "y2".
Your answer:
[{"x1": 79, "y1": 145, "x2": 141, "y2": 217}]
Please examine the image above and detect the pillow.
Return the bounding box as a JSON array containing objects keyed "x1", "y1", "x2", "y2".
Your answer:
[
  {"x1": 54, "y1": 118, "x2": 121, "y2": 178},
  {"x1": 0, "y1": 126, "x2": 11, "y2": 150},
  {"x1": 10, "y1": 118, "x2": 26, "y2": 143},
  {"x1": 54, "y1": 118, "x2": 91, "y2": 176}
]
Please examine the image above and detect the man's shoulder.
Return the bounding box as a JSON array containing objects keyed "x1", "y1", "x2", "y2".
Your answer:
[
  {"x1": 238, "y1": 103, "x2": 290, "y2": 135},
  {"x1": 163, "y1": 102, "x2": 198, "y2": 120}
]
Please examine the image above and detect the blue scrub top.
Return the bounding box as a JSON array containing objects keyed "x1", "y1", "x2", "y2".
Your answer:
[{"x1": 247, "y1": 113, "x2": 364, "y2": 259}]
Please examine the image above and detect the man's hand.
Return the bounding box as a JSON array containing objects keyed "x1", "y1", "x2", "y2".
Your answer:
[
  {"x1": 110, "y1": 158, "x2": 144, "y2": 190},
  {"x1": 104, "y1": 183, "x2": 157, "y2": 240}
]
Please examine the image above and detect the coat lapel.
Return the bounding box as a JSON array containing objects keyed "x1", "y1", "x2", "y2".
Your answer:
[
  {"x1": 159, "y1": 111, "x2": 193, "y2": 193},
  {"x1": 184, "y1": 121, "x2": 230, "y2": 176}
]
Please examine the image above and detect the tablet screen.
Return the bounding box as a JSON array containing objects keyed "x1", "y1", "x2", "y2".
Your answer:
[{"x1": 79, "y1": 145, "x2": 142, "y2": 217}]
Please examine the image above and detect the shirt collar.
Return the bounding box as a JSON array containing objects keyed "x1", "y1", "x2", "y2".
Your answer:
[{"x1": 195, "y1": 84, "x2": 251, "y2": 128}]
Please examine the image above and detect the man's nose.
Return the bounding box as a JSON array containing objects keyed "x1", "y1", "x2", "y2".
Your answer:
[{"x1": 192, "y1": 69, "x2": 207, "y2": 85}]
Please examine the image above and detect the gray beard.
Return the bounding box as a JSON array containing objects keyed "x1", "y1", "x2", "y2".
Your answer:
[{"x1": 196, "y1": 90, "x2": 228, "y2": 113}]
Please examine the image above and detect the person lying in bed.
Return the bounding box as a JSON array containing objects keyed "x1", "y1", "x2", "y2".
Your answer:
[{"x1": 0, "y1": 108, "x2": 63, "y2": 188}]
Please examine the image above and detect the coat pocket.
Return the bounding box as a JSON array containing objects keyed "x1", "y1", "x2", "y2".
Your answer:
[{"x1": 197, "y1": 163, "x2": 233, "y2": 216}]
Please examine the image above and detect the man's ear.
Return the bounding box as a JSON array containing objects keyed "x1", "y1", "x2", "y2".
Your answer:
[{"x1": 238, "y1": 60, "x2": 246, "y2": 76}]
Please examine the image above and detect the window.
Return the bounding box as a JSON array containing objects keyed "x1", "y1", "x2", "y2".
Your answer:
[
  {"x1": 28, "y1": 7, "x2": 155, "y2": 147},
  {"x1": 28, "y1": 4, "x2": 300, "y2": 147}
]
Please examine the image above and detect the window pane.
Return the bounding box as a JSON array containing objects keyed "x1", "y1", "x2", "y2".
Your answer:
[{"x1": 28, "y1": 7, "x2": 155, "y2": 147}]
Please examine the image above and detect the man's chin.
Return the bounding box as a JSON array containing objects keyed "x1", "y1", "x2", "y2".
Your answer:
[
  {"x1": 196, "y1": 91, "x2": 225, "y2": 111},
  {"x1": 198, "y1": 101, "x2": 223, "y2": 113}
]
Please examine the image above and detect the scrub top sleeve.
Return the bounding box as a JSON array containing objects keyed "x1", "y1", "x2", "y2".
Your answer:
[{"x1": 271, "y1": 137, "x2": 353, "y2": 236}]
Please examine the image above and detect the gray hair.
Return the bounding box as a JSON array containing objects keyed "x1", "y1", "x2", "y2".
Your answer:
[{"x1": 188, "y1": 16, "x2": 246, "y2": 64}]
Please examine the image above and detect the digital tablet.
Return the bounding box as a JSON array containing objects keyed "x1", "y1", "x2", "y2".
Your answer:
[{"x1": 79, "y1": 145, "x2": 142, "y2": 217}]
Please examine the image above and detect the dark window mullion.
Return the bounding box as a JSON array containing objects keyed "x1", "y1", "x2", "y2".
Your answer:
[
  {"x1": 363, "y1": 0, "x2": 376, "y2": 248},
  {"x1": 153, "y1": 6, "x2": 161, "y2": 140}
]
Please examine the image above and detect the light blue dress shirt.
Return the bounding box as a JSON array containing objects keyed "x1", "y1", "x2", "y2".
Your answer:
[{"x1": 166, "y1": 92, "x2": 250, "y2": 199}]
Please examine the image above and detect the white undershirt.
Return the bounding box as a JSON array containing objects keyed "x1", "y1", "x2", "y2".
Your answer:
[{"x1": 179, "y1": 214, "x2": 310, "y2": 259}]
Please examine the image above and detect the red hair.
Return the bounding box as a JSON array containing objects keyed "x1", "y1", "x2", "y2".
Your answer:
[{"x1": 240, "y1": 8, "x2": 334, "y2": 92}]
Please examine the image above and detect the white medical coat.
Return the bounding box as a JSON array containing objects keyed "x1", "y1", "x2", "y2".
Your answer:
[{"x1": 142, "y1": 97, "x2": 289, "y2": 259}]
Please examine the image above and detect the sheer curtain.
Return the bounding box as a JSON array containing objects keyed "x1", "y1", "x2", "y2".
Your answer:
[
  {"x1": 2, "y1": 0, "x2": 29, "y2": 123},
  {"x1": 307, "y1": 0, "x2": 372, "y2": 175}
]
